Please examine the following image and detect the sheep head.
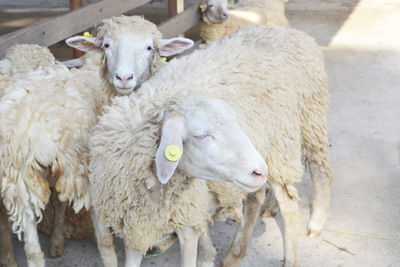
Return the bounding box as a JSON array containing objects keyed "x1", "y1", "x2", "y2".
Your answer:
[
  {"x1": 1, "y1": 44, "x2": 56, "y2": 76},
  {"x1": 156, "y1": 96, "x2": 268, "y2": 192},
  {"x1": 200, "y1": 0, "x2": 230, "y2": 24},
  {"x1": 65, "y1": 15, "x2": 194, "y2": 96}
]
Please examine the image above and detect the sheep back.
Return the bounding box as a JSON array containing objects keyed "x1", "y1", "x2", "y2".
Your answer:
[{"x1": 200, "y1": 0, "x2": 289, "y2": 41}]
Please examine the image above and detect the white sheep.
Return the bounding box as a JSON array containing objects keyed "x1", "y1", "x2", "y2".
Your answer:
[
  {"x1": 0, "y1": 44, "x2": 61, "y2": 267},
  {"x1": 0, "y1": 16, "x2": 194, "y2": 267},
  {"x1": 199, "y1": 0, "x2": 289, "y2": 41},
  {"x1": 89, "y1": 24, "x2": 333, "y2": 266}
]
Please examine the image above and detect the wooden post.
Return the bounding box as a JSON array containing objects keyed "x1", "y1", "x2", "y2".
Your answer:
[
  {"x1": 168, "y1": 0, "x2": 184, "y2": 17},
  {"x1": 169, "y1": 0, "x2": 185, "y2": 37},
  {"x1": 168, "y1": 0, "x2": 177, "y2": 17},
  {"x1": 70, "y1": 0, "x2": 84, "y2": 58}
]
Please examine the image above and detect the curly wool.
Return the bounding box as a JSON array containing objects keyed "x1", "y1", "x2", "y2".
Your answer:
[
  {"x1": 90, "y1": 96, "x2": 212, "y2": 252},
  {"x1": 0, "y1": 44, "x2": 57, "y2": 95},
  {"x1": 0, "y1": 46, "x2": 109, "y2": 238},
  {"x1": 90, "y1": 25, "x2": 332, "y2": 253},
  {"x1": 200, "y1": 0, "x2": 289, "y2": 41}
]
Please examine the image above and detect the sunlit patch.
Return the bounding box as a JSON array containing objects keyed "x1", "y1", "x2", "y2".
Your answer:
[{"x1": 230, "y1": 10, "x2": 261, "y2": 23}]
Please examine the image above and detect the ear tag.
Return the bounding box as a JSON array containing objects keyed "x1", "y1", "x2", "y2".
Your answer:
[
  {"x1": 161, "y1": 56, "x2": 168, "y2": 62},
  {"x1": 83, "y1": 32, "x2": 93, "y2": 44},
  {"x1": 199, "y1": 4, "x2": 207, "y2": 11},
  {"x1": 164, "y1": 145, "x2": 182, "y2": 162}
]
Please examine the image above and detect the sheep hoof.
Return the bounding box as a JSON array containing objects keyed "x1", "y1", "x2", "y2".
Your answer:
[
  {"x1": 261, "y1": 208, "x2": 277, "y2": 217},
  {"x1": 49, "y1": 244, "x2": 64, "y2": 258},
  {"x1": 221, "y1": 254, "x2": 239, "y2": 267},
  {"x1": 307, "y1": 222, "x2": 323, "y2": 238}
]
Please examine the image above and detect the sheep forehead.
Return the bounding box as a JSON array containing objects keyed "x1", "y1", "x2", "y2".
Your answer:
[
  {"x1": 96, "y1": 15, "x2": 162, "y2": 42},
  {"x1": 181, "y1": 98, "x2": 236, "y2": 129},
  {"x1": 108, "y1": 34, "x2": 154, "y2": 49}
]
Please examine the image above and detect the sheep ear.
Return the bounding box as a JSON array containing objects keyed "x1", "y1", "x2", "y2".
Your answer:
[
  {"x1": 57, "y1": 58, "x2": 83, "y2": 68},
  {"x1": 159, "y1": 38, "x2": 194, "y2": 57},
  {"x1": 65, "y1": 36, "x2": 103, "y2": 53},
  {"x1": 156, "y1": 115, "x2": 185, "y2": 184}
]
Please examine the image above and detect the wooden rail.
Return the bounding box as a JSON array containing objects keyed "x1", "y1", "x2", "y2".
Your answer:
[
  {"x1": 160, "y1": 4, "x2": 201, "y2": 38},
  {"x1": 0, "y1": 0, "x2": 202, "y2": 58},
  {"x1": 0, "y1": 0, "x2": 150, "y2": 58}
]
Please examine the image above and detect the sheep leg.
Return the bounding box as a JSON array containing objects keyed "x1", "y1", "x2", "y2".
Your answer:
[
  {"x1": 270, "y1": 183, "x2": 300, "y2": 267},
  {"x1": 301, "y1": 89, "x2": 332, "y2": 237},
  {"x1": 261, "y1": 186, "x2": 279, "y2": 218},
  {"x1": 197, "y1": 228, "x2": 216, "y2": 267},
  {"x1": 23, "y1": 213, "x2": 45, "y2": 267},
  {"x1": 307, "y1": 161, "x2": 331, "y2": 237},
  {"x1": 0, "y1": 202, "x2": 17, "y2": 267},
  {"x1": 176, "y1": 226, "x2": 200, "y2": 267},
  {"x1": 89, "y1": 207, "x2": 118, "y2": 267},
  {"x1": 124, "y1": 244, "x2": 142, "y2": 267},
  {"x1": 49, "y1": 191, "x2": 67, "y2": 258},
  {"x1": 222, "y1": 188, "x2": 265, "y2": 267}
]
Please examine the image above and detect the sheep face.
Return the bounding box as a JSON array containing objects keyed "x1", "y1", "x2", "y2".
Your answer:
[
  {"x1": 201, "y1": 0, "x2": 230, "y2": 24},
  {"x1": 100, "y1": 33, "x2": 157, "y2": 95},
  {"x1": 156, "y1": 97, "x2": 268, "y2": 192},
  {"x1": 65, "y1": 15, "x2": 194, "y2": 96}
]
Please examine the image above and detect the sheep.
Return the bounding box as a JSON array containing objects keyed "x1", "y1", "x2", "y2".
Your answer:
[
  {"x1": 0, "y1": 44, "x2": 58, "y2": 92},
  {"x1": 0, "y1": 44, "x2": 62, "y2": 267},
  {"x1": 89, "y1": 24, "x2": 333, "y2": 267},
  {"x1": 199, "y1": 0, "x2": 289, "y2": 42},
  {"x1": 0, "y1": 16, "x2": 195, "y2": 265}
]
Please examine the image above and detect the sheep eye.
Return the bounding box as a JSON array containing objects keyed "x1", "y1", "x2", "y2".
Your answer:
[
  {"x1": 208, "y1": 4, "x2": 213, "y2": 7},
  {"x1": 194, "y1": 133, "x2": 211, "y2": 139},
  {"x1": 146, "y1": 45, "x2": 153, "y2": 51},
  {"x1": 103, "y1": 43, "x2": 110, "y2": 49}
]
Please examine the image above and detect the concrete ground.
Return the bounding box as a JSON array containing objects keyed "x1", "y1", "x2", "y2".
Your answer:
[{"x1": 1, "y1": 0, "x2": 400, "y2": 266}]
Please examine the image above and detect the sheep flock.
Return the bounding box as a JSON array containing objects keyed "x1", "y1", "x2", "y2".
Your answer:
[{"x1": 0, "y1": 1, "x2": 334, "y2": 266}]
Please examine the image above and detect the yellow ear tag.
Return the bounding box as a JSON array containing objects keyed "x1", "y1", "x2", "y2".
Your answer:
[
  {"x1": 161, "y1": 57, "x2": 167, "y2": 62},
  {"x1": 199, "y1": 4, "x2": 204, "y2": 9},
  {"x1": 83, "y1": 32, "x2": 93, "y2": 44},
  {"x1": 164, "y1": 145, "x2": 182, "y2": 162}
]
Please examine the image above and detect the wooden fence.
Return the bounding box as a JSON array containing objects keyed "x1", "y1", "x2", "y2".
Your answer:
[{"x1": 0, "y1": 0, "x2": 201, "y2": 58}]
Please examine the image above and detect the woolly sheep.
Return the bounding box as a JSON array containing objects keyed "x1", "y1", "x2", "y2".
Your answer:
[
  {"x1": 0, "y1": 44, "x2": 61, "y2": 267},
  {"x1": 29, "y1": 15, "x2": 193, "y2": 260},
  {"x1": 89, "y1": 25, "x2": 333, "y2": 266},
  {"x1": 0, "y1": 44, "x2": 58, "y2": 92},
  {"x1": 199, "y1": 0, "x2": 289, "y2": 41}
]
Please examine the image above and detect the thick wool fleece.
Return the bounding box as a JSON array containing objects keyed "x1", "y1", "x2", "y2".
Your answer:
[
  {"x1": 0, "y1": 44, "x2": 57, "y2": 95},
  {"x1": 90, "y1": 25, "x2": 332, "y2": 252},
  {"x1": 200, "y1": 0, "x2": 289, "y2": 41},
  {"x1": 90, "y1": 96, "x2": 212, "y2": 252},
  {"x1": 39, "y1": 16, "x2": 169, "y2": 239},
  {"x1": 0, "y1": 57, "x2": 109, "y2": 237}
]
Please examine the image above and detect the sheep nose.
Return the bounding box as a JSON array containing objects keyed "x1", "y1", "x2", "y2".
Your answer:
[
  {"x1": 115, "y1": 73, "x2": 134, "y2": 87},
  {"x1": 251, "y1": 167, "x2": 267, "y2": 181},
  {"x1": 221, "y1": 11, "x2": 229, "y2": 20}
]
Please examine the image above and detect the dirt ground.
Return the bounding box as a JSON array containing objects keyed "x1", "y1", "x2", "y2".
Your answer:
[{"x1": 1, "y1": 0, "x2": 400, "y2": 266}]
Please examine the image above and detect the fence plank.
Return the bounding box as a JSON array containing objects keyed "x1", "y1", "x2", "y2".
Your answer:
[
  {"x1": 159, "y1": 4, "x2": 201, "y2": 38},
  {"x1": 70, "y1": 0, "x2": 85, "y2": 58},
  {"x1": 0, "y1": 0, "x2": 150, "y2": 57}
]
